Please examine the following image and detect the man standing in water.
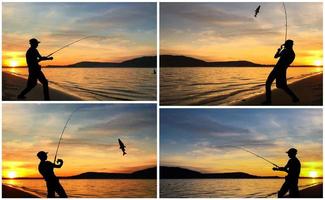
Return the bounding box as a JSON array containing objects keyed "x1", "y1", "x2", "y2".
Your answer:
[
  {"x1": 18, "y1": 38, "x2": 53, "y2": 100},
  {"x1": 263, "y1": 40, "x2": 299, "y2": 105},
  {"x1": 37, "y1": 151, "x2": 68, "y2": 198},
  {"x1": 273, "y1": 148, "x2": 301, "y2": 198}
]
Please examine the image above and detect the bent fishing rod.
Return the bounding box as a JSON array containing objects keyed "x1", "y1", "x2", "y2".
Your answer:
[
  {"x1": 53, "y1": 107, "x2": 81, "y2": 163},
  {"x1": 239, "y1": 147, "x2": 279, "y2": 168},
  {"x1": 282, "y1": 2, "x2": 287, "y2": 42},
  {"x1": 46, "y1": 36, "x2": 91, "y2": 57}
]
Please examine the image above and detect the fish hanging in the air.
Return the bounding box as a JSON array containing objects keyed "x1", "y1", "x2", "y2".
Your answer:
[
  {"x1": 118, "y1": 138, "x2": 127, "y2": 156},
  {"x1": 254, "y1": 5, "x2": 261, "y2": 17}
]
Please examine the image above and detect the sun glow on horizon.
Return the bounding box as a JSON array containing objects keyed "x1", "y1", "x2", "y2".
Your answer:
[
  {"x1": 9, "y1": 60, "x2": 19, "y2": 67},
  {"x1": 313, "y1": 60, "x2": 323, "y2": 67},
  {"x1": 7, "y1": 171, "x2": 17, "y2": 179},
  {"x1": 309, "y1": 171, "x2": 318, "y2": 178}
]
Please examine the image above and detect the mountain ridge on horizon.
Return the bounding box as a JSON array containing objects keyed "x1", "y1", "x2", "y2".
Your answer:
[
  {"x1": 160, "y1": 166, "x2": 321, "y2": 179},
  {"x1": 160, "y1": 55, "x2": 319, "y2": 67},
  {"x1": 3, "y1": 55, "x2": 319, "y2": 68},
  {"x1": 2, "y1": 167, "x2": 157, "y2": 180}
]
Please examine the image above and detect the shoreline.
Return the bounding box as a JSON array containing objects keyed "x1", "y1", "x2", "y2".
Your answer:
[
  {"x1": 234, "y1": 73, "x2": 323, "y2": 105},
  {"x1": 2, "y1": 184, "x2": 41, "y2": 198},
  {"x1": 284, "y1": 183, "x2": 323, "y2": 198},
  {"x1": 3, "y1": 182, "x2": 321, "y2": 198},
  {"x1": 2, "y1": 71, "x2": 83, "y2": 101}
]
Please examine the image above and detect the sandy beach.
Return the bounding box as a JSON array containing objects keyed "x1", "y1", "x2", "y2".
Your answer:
[
  {"x1": 236, "y1": 73, "x2": 323, "y2": 105},
  {"x1": 2, "y1": 72, "x2": 82, "y2": 101},
  {"x1": 284, "y1": 183, "x2": 323, "y2": 198},
  {"x1": 298, "y1": 183, "x2": 323, "y2": 198},
  {"x1": 2, "y1": 184, "x2": 40, "y2": 198}
]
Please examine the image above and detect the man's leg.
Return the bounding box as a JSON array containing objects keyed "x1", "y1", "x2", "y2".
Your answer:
[
  {"x1": 263, "y1": 70, "x2": 276, "y2": 104},
  {"x1": 276, "y1": 70, "x2": 299, "y2": 103},
  {"x1": 46, "y1": 182, "x2": 56, "y2": 198},
  {"x1": 278, "y1": 181, "x2": 290, "y2": 198},
  {"x1": 55, "y1": 181, "x2": 68, "y2": 198},
  {"x1": 37, "y1": 71, "x2": 50, "y2": 100},
  {"x1": 281, "y1": 86, "x2": 299, "y2": 102},
  {"x1": 289, "y1": 183, "x2": 299, "y2": 198},
  {"x1": 18, "y1": 75, "x2": 37, "y2": 98}
]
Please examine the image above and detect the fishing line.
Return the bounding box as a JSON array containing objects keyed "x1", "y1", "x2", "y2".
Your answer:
[
  {"x1": 53, "y1": 106, "x2": 82, "y2": 163},
  {"x1": 212, "y1": 144, "x2": 279, "y2": 167},
  {"x1": 47, "y1": 36, "x2": 92, "y2": 57},
  {"x1": 238, "y1": 147, "x2": 279, "y2": 167},
  {"x1": 282, "y1": 2, "x2": 288, "y2": 42}
]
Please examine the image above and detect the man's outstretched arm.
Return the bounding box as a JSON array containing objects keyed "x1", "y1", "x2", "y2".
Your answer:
[
  {"x1": 273, "y1": 161, "x2": 289, "y2": 173},
  {"x1": 36, "y1": 50, "x2": 53, "y2": 62}
]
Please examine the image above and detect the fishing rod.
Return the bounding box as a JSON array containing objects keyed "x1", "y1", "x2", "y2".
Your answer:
[
  {"x1": 254, "y1": 3, "x2": 288, "y2": 42},
  {"x1": 239, "y1": 147, "x2": 279, "y2": 168},
  {"x1": 53, "y1": 107, "x2": 81, "y2": 163},
  {"x1": 46, "y1": 36, "x2": 91, "y2": 57},
  {"x1": 282, "y1": 2, "x2": 288, "y2": 42}
]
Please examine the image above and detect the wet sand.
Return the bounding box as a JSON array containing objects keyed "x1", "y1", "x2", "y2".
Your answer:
[
  {"x1": 2, "y1": 184, "x2": 40, "y2": 198},
  {"x1": 2, "y1": 72, "x2": 82, "y2": 101},
  {"x1": 236, "y1": 73, "x2": 322, "y2": 105},
  {"x1": 284, "y1": 183, "x2": 323, "y2": 198}
]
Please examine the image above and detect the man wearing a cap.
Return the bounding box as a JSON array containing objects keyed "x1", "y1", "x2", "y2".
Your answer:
[
  {"x1": 273, "y1": 148, "x2": 301, "y2": 197},
  {"x1": 17, "y1": 38, "x2": 53, "y2": 100},
  {"x1": 263, "y1": 40, "x2": 299, "y2": 105},
  {"x1": 37, "y1": 151, "x2": 67, "y2": 198}
]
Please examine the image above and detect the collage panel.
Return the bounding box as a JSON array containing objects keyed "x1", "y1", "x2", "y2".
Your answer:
[
  {"x1": 2, "y1": 104, "x2": 157, "y2": 198},
  {"x1": 2, "y1": 2, "x2": 157, "y2": 101},
  {"x1": 160, "y1": 108, "x2": 323, "y2": 198},
  {"x1": 160, "y1": 2, "x2": 323, "y2": 106},
  {"x1": 1, "y1": 0, "x2": 324, "y2": 199}
]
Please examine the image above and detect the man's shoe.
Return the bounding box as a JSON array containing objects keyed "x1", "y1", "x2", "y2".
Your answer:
[
  {"x1": 292, "y1": 97, "x2": 300, "y2": 103},
  {"x1": 17, "y1": 94, "x2": 26, "y2": 100},
  {"x1": 262, "y1": 100, "x2": 271, "y2": 105}
]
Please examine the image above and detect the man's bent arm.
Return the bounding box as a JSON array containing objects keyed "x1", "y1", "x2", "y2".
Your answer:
[{"x1": 54, "y1": 159, "x2": 64, "y2": 168}]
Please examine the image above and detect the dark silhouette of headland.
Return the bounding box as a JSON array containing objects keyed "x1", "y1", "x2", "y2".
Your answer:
[
  {"x1": 159, "y1": 55, "x2": 319, "y2": 68},
  {"x1": 3, "y1": 167, "x2": 157, "y2": 180},
  {"x1": 160, "y1": 166, "x2": 280, "y2": 179},
  {"x1": 46, "y1": 56, "x2": 156, "y2": 68},
  {"x1": 67, "y1": 167, "x2": 156, "y2": 179},
  {"x1": 3, "y1": 56, "x2": 157, "y2": 68}
]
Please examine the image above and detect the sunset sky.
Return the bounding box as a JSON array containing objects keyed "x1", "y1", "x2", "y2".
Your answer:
[
  {"x1": 2, "y1": 2, "x2": 156, "y2": 66},
  {"x1": 160, "y1": 109, "x2": 323, "y2": 178},
  {"x1": 161, "y1": 2, "x2": 323, "y2": 66},
  {"x1": 3, "y1": 104, "x2": 156, "y2": 178}
]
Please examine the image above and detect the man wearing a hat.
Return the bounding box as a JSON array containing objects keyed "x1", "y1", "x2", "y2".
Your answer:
[
  {"x1": 17, "y1": 38, "x2": 53, "y2": 100},
  {"x1": 263, "y1": 40, "x2": 299, "y2": 105},
  {"x1": 37, "y1": 151, "x2": 67, "y2": 198},
  {"x1": 273, "y1": 148, "x2": 301, "y2": 197}
]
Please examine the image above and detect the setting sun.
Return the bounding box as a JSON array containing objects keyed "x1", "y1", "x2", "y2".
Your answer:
[
  {"x1": 309, "y1": 171, "x2": 318, "y2": 178},
  {"x1": 313, "y1": 60, "x2": 322, "y2": 66},
  {"x1": 7, "y1": 171, "x2": 17, "y2": 179},
  {"x1": 9, "y1": 60, "x2": 19, "y2": 67}
]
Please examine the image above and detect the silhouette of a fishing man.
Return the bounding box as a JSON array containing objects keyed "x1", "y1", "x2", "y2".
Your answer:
[
  {"x1": 273, "y1": 148, "x2": 301, "y2": 198},
  {"x1": 263, "y1": 40, "x2": 299, "y2": 105},
  {"x1": 18, "y1": 38, "x2": 53, "y2": 100},
  {"x1": 37, "y1": 151, "x2": 68, "y2": 198}
]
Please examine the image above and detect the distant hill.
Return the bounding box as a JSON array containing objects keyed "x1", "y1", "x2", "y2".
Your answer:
[
  {"x1": 160, "y1": 166, "x2": 280, "y2": 179},
  {"x1": 4, "y1": 167, "x2": 157, "y2": 179},
  {"x1": 160, "y1": 55, "x2": 265, "y2": 67},
  {"x1": 66, "y1": 167, "x2": 156, "y2": 179},
  {"x1": 46, "y1": 56, "x2": 157, "y2": 68}
]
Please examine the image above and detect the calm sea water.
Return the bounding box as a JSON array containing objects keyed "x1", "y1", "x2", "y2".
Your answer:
[
  {"x1": 160, "y1": 67, "x2": 322, "y2": 105},
  {"x1": 4, "y1": 67, "x2": 156, "y2": 101},
  {"x1": 160, "y1": 178, "x2": 322, "y2": 198},
  {"x1": 3, "y1": 179, "x2": 156, "y2": 198}
]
